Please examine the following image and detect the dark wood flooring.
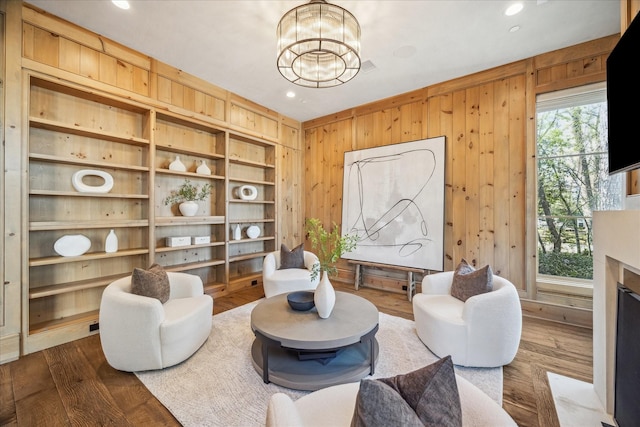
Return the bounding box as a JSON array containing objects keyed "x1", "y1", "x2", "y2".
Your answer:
[{"x1": 0, "y1": 281, "x2": 592, "y2": 426}]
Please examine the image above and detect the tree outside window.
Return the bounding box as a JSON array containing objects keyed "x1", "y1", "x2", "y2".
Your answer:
[{"x1": 536, "y1": 85, "x2": 622, "y2": 281}]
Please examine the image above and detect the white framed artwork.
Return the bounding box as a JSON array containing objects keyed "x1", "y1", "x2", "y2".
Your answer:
[{"x1": 341, "y1": 136, "x2": 445, "y2": 271}]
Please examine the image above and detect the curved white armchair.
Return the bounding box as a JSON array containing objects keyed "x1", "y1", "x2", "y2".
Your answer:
[
  {"x1": 262, "y1": 250, "x2": 320, "y2": 298},
  {"x1": 412, "y1": 271, "x2": 522, "y2": 367},
  {"x1": 99, "y1": 272, "x2": 213, "y2": 372}
]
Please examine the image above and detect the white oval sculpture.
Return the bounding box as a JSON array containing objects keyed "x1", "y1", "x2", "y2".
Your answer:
[
  {"x1": 246, "y1": 225, "x2": 260, "y2": 239},
  {"x1": 233, "y1": 185, "x2": 258, "y2": 201},
  {"x1": 71, "y1": 170, "x2": 114, "y2": 194},
  {"x1": 54, "y1": 234, "x2": 91, "y2": 257}
]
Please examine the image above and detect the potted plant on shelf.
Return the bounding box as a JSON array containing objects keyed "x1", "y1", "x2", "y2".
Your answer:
[
  {"x1": 163, "y1": 179, "x2": 212, "y2": 217},
  {"x1": 305, "y1": 217, "x2": 358, "y2": 318}
]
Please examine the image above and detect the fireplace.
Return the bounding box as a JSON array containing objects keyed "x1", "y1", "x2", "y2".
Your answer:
[
  {"x1": 614, "y1": 283, "x2": 640, "y2": 427},
  {"x1": 593, "y1": 210, "x2": 640, "y2": 417}
]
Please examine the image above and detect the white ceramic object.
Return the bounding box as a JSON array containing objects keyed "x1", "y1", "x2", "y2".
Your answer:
[
  {"x1": 233, "y1": 224, "x2": 242, "y2": 240},
  {"x1": 169, "y1": 156, "x2": 186, "y2": 172},
  {"x1": 71, "y1": 169, "x2": 114, "y2": 193},
  {"x1": 314, "y1": 271, "x2": 336, "y2": 319},
  {"x1": 246, "y1": 225, "x2": 260, "y2": 239},
  {"x1": 234, "y1": 185, "x2": 258, "y2": 201},
  {"x1": 105, "y1": 229, "x2": 118, "y2": 253},
  {"x1": 196, "y1": 160, "x2": 211, "y2": 175},
  {"x1": 179, "y1": 201, "x2": 199, "y2": 216},
  {"x1": 54, "y1": 234, "x2": 91, "y2": 257}
]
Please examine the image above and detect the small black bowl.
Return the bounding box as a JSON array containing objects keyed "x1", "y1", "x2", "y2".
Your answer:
[{"x1": 287, "y1": 291, "x2": 315, "y2": 311}]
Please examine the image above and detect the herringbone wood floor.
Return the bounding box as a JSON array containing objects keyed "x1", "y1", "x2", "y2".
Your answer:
[{"x1": 0, "y1": 281, "x2": 592, "y2": 426}]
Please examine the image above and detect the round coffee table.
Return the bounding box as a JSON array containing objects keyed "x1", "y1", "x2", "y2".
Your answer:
[{"x1": 250, "y1": 291, "x2": 379, "y2": 391}]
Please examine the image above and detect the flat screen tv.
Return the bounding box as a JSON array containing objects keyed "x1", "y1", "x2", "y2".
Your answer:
[{"x1": 607, "y1": 12, "x2": 640, "y2": 175}]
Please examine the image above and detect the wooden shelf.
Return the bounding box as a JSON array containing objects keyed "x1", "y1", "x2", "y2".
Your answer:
[
  {"x1": 29, "y1": 189, "x2": 149, "y2": 199},
  {"x1": 156, "y1": 143, "x2": 225, "y2": 160},
  {"x1": 155, "y1": 216, "x2": 225, "y2": 226},
  {"x1": 29, "y1": 248, "x2": 149, "y2": 267},
  {"x1": 29, "y1": 274, "x2": 127, "y2": 299},
  {"x1": 230, "y1": 218, "x2": 275, "y2": 224},
  {"x1": 155, "y1": 169, "x2": 225, "y2": 181},
  {"x1": 229, "y1": 251, "x2": 270, "y2": 263},
  {"x1": 228, "y1": 272, "x2": 263, "y2": 286},
  {"x1": 30, "y1": 220, "x2": 148, "y2": 231},
  {"x1": 229, "y1": 236, "x2": 274, "y2": 244},
  {"x1": 29, "y1": 153, "x2": 150, "y2": 172},
  {"x1": 228, "y1": 199, "x2": 275, "y2": 205},
  {"x1": 30, "y1": 117, "x2": 149, "y2": 146},
  {"x1": 228, "y1": 157, "x2": 275, "y2": 169},
  {"x1": 29, "y1": 310, "x2": 99, "y2": 335},
  {"x1": 164, "y1": 259, "x2": 226, "y2": 271},
  {"x1": 228, "y1": 177, "x2": 275, "y2": 186},
  {"x1": 155, "y1": 241, "x2": 225, "y2": 253}
]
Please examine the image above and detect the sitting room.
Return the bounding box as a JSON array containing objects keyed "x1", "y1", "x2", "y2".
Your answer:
[{"x1": 1, "y1": 1, "x2": 640, "y2": 426}]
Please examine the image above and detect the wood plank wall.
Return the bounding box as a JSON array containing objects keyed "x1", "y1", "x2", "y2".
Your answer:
[{"x1": 303, "y1": 35, "x2": 619, "y2": 299}]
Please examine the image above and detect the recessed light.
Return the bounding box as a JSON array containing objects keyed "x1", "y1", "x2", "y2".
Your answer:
[
  {"x1": 509, "y1": 25, "x2": 521, "y2": 33},
  {"x1": 112, "y1": 1, "x2": 130, "y2": 10},
  {"x1": 286, "y1": 91, "x2": 296, "y2": 98},
  {"x1": 505, "y1": 3, "x2": 523, "y2": 16}
]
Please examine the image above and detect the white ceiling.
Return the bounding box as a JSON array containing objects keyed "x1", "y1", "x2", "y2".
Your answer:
[{"x1": 26, "y1": 0, "x2": 620, "y2": 123}]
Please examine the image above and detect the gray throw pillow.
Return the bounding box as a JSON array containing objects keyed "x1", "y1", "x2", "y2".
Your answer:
[
  {"x1": 450, "y1": 258, "x2": 493, "y2": 302},
  {"x1": 131, "y1": 263, "x2": 170, "y2": 303},
  {"x1": 376, "y1": 356, "x2": 462, "y2": 427},
  {"x1": 351, "y1": 379, "x2": 423, "y2": 427},
  {"x1": 279, "y1": 243, "x2": 305, "y2": 269}
]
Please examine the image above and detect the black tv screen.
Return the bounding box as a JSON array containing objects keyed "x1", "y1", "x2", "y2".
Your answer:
[{"x1": 607, "y1": 12, "x2": 640, "y2": 175}]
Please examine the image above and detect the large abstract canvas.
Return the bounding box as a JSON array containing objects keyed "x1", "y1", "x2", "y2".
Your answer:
[{"x1": 341, "y1": 137, "x2": 445, "y2": 271}]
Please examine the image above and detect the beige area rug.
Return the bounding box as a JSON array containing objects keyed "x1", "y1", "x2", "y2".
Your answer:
[{"x1": 135, "y1": 301, "x2": 502, "y2": 427}]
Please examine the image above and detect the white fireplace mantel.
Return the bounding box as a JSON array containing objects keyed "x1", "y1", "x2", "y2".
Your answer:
[{"x1": 593, "y1": 210, "x2": 640, "y2": 415}]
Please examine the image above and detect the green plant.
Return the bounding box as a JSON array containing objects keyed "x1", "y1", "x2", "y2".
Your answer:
[
  {"x1": 163, "y1": 179, "x2": 212, "y2": 206},
  {"x1": 305, "y1": 218, "x2": 357, "y2": 282}
]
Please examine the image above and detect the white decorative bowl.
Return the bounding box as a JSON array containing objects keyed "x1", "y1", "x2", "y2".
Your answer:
[
  {"x1": 71, "y1": 169, "x2": 114, "y2": 193},
  {"x1": 54, "y1": 234, "x2": 91, "y2": 257},
  {"x1": 246, "y1": 225, "x2": 260, "y2": 239}
]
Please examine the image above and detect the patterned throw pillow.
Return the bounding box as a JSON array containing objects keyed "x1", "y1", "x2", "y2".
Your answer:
[
  {"x1": 352, "y1": 356, "x2": 462, "y2": 427},
  {"x1": 131, "y1": 263, "x2": 170, "y2": 303},
  {"x1": 279, "y1": 243, "x2": 305, "y2": 269},
  {"x1": 450, "y1": 258, "x2": 493, "y2": 302}
]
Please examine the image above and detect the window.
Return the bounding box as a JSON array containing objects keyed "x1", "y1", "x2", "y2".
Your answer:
[{"x1": 536, "y1": 83, "x2": 623, "y2": 297}]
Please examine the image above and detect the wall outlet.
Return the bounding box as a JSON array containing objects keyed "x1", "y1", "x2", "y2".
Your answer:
[
  {"x1": 89, "y1": 323, "x2": 99, "y2": 332},
  {"x1": 251, "y1": 280, "x2": 258, "y2": 286}
]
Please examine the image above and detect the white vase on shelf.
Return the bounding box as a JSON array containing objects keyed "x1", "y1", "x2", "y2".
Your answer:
[
  {"x1": 196, "y1": 160, "x2": 211, "y2": 175},
  {"x1": 314, "y1": 271, "x2": 336, "y2": 319},
  {"x1": 105, "y1": 229, "x2": 118, "y2": 253},
  {"x1": 179, "y1": 201, "x2": 198, "y2": 216},
  {"x1": 233, "y1": 224, "x2": 241, "y2": 240},
  {"x1": 169, "y1": 156, "x2": 186, "y2": 172}
]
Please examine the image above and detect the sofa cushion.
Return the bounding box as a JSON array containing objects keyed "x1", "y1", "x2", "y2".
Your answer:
[
  {"x1": 451, "y1": 259, "x2": 493, "y2": 302},
  {"x1": 279, "y1": 243, "x2": 305, "y2": 269},
  {"x1": 131, "y1": 263, "x2": 170, "y2": 303},
  {"x1": 352, "y1": 356, "x2": 462, "y2": 427}
]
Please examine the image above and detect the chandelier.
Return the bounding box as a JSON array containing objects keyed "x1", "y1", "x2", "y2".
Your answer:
[{"x1": 276, "y1": 0, "x2": 361, "y2": 88}]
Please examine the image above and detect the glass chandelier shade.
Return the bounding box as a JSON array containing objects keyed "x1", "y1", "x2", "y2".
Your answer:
[{"x1": 277, "y1": 0, "x2": 361, "y2": 88}]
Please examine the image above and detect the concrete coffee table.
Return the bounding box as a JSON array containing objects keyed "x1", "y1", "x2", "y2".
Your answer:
[{"x1": 250, "y1": 291, "x2": 379, "y2": 391}]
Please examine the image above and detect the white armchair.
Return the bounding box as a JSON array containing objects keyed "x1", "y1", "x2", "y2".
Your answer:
[
  {"x1": 262, "y1": 250, "x2": 320, "y2": 298},
  {"x1": 412, "y1": 271, "x2": 522, "y2": 367},
  {"x1": 99, "y1": 272, "x2": 213, "y2": 372}
]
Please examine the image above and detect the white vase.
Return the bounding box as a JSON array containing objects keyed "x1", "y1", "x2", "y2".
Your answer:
[
  {"x1": 196, "y1": 160, "x2": 211, "y2": 175},
  {"x1": 105, "y1": 229, "x2": 118, "y2": 253},
  {"x1": 169, "y1": 156, "x2": 186, "y2": 172},
  {"x1": 179, "y1": 201, "x2": 198, "y2": 216},
  {"x1": 314, "y1": 271, "x2": 336, "y2": 319},
  {"x1": 232, "y1": 224, "x2": 241, "y2": 240}
]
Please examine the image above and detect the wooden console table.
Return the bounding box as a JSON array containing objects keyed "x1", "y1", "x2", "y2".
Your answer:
[{"x1": 348, "y1": 260, "x2": 426, "y2": 301}]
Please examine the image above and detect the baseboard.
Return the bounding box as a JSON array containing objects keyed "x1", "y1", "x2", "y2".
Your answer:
[
  {"x1": 0, "y1": 333, "x2": 20, "y2": 364},
  {"x1": 521, "y1": 298, "x2": 592, "y2": 329}
]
